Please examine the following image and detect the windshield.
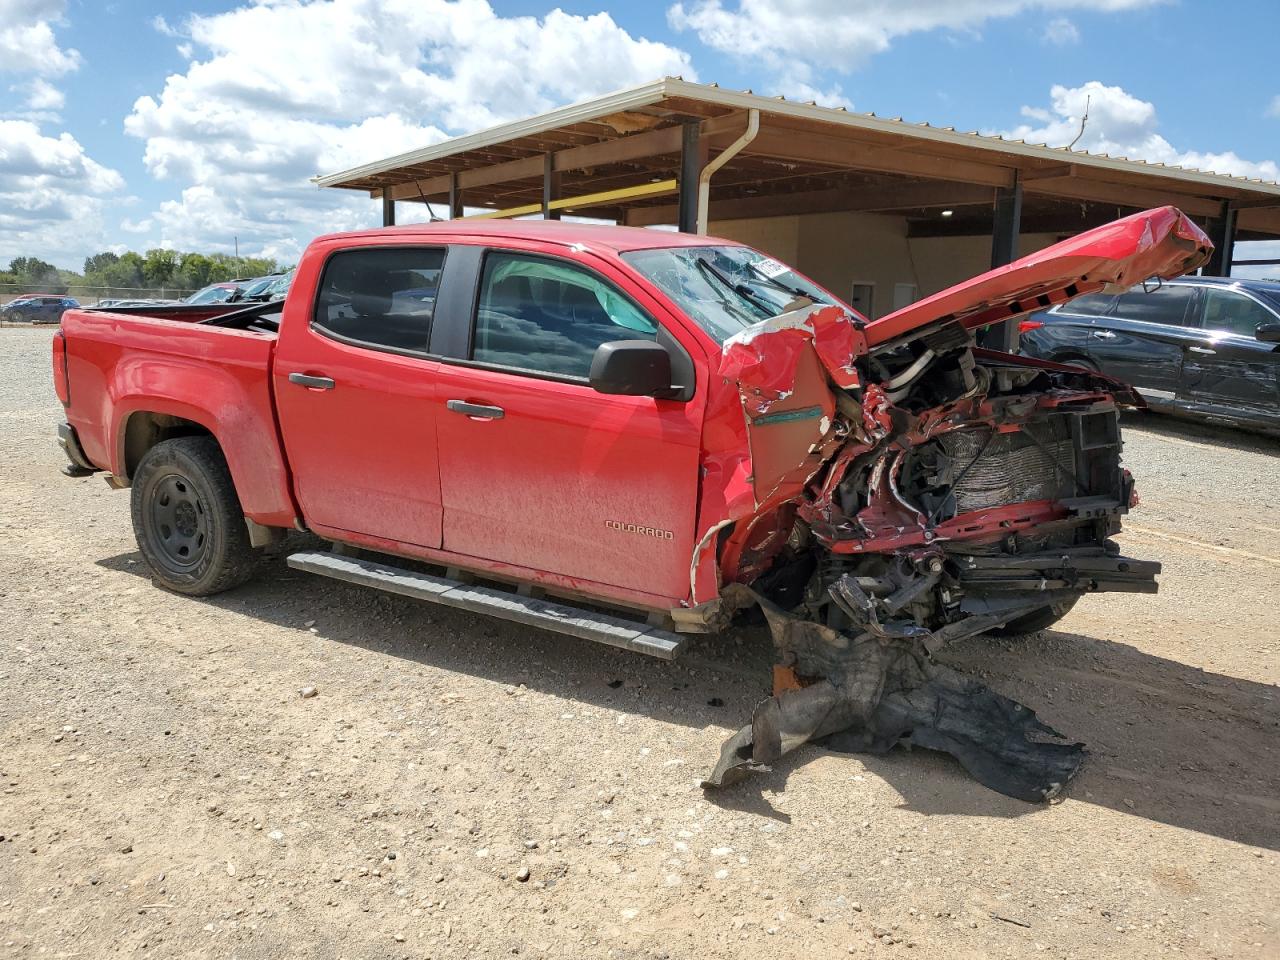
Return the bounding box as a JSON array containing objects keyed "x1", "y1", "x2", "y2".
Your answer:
[
  {"x1": 186, "y1": 285, "x2": 233, "y2": 305},
  {"x1": 621, "y1": 245, "x2": 843, "y2": 342},
  {"x1": 264, "y1": 271, "x2": 293, "y2": 299}
]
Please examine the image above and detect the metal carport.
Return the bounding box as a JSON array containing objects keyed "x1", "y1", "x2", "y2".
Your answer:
[{"x1": 315, "y1": 77, "x2": 1280, "y2": 347}]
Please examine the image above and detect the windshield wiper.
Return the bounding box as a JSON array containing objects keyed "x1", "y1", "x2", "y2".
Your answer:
[
  {"x1": 742, "y1": 261, "x2": 816, "y2": 304},
  {"x1": 693, "y1": 256, "x2": 780, "y2": 319}
]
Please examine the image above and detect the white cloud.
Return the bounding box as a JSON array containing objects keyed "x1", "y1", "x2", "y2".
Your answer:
[
  {"x1": 1002, "y1": 82, "x2": 1280, "y2": 279},
  {"x1": 667, "y1": 0, "x2": 1159, "y2": 91},
  {"x1": 998, "y1": 81, "x2": 1280, "y2": 182},
  {"x1": 151, "y1": 15, "x2": 182, "y2": 38},
  {"x1": 0, "y1": 1, "x2": 126, "y2": 268},
  {"x1": 0, "y1": 120, "x2": 125, "y2": 267},
  {"x1": 124, "y1": 0, "x2": 694, "y2": 262},
  {"x1": 1042, "y1": 17, "x2": 1080, "y2": 44},
  {"x1": 0, "y1": 0, "x2": 80, "y2": 76},
  {"x1": 24, "y1": 78, "x2": 65, "y2": 111},
  {"x1": 1267, "y1": 95, "x2": 1280, "y2": 119}
]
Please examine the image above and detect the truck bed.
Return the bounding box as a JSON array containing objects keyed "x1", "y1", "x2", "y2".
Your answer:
[{"x1": 59, "y1": 307, "x2": 297, "y2": 527}]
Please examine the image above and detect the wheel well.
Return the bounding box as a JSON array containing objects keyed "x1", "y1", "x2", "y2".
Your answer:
[
  {"x1": 1051, "y1": 351, "x2": 1097, "y2": 370},
  {"x1": 122, "y1": 412, "x2": 215, "y2": 481}
]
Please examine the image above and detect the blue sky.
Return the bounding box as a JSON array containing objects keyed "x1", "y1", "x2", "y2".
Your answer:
[{"x1": 4, "y1": 0, "x2": 1278, "y2": 272}]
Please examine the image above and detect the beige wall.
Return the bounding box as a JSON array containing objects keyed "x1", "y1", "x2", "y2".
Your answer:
[
  {"x1": 709, "y1": 209, "x2": 1065, "y2": 319},
  {"x1": 706, "y1": 214, "x2": 802, "y2": 267}
]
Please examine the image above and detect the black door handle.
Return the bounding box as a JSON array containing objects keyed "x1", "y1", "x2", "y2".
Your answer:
[
  {"x1": 446, "y1": 399, "x2": 504, "y2": 420},
  {"x1": 288, "y1": 373, "x2": 335, "y2": 390}
]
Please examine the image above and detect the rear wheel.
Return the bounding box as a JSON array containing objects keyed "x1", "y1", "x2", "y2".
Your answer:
[
  {"x1": 130, "y1": 436, "x2": 257, "y2": 596},
  {"x1": 990, "y1": 597, "x2": 1079, "y2": 637},
  {"x1": 1055, "y1": 354, "x2": 1099, "y2": 372}
]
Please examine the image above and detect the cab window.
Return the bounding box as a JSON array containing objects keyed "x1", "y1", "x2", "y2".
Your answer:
[
  {"x1": 1109, "y1": 284, "x2": 1197, "y2": 327},
  {"x1": 1200, "y1": 288, "x2": 1277, "y2": 339},
  {"x1": 1056, "y1": 293, "x2": 1114, "y2": 316},
  {"x1": 313, "y1": 247, "x2": 445, "y2": 353},
  {"x1": 472, "y1": 252, "x2": 658, "y2": 378}
]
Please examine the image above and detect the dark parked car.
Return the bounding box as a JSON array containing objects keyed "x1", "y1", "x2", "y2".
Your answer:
[
  {"x1": 1019, "y1": 276, "x2": 1280, "y2": 434},
  {"x1": 184, "y1": 281, "x2": 251, "y2": 305},
  {"x1": 1, "y1": 295, "x2": 80, "y2": 324}
]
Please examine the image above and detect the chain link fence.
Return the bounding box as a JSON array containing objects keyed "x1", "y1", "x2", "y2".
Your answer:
[{"x1": 1, "y1": 283, "x2": 198, "y2": 307}]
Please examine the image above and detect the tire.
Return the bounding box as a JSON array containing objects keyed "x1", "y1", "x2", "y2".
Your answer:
[
  {"x1": 990, "y1": 597, "x2": 1079, "y2": 637},
  {"x1": 1055, "y1": 355, "x2": 1099, "y2": 373},
  {"x1": 9, "y1": 310, "x2": 25, "y2": 323},
  {"x1": 130, "y1": 436, "x2": 257, "y2": 596}
]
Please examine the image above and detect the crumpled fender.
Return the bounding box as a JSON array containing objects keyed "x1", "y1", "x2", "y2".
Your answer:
[{"x1": 690, "y1": 305, "x2": 868, "y2": 599}]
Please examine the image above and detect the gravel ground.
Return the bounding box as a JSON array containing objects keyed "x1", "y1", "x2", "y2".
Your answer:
[{"x1": 1, "y1": 325, "x2": 1276, "y2": 959}]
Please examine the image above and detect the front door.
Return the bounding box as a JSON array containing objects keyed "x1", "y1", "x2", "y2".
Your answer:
[
  {"x1": 273, "y1": 244, "x2": 447, "y2": 547},
  {"x1": 433, "y1": 249, "x2": 702, "y2": 603},
  {"x1": 1183, "y1": 286, "x2": 1280, "y2": 414}
]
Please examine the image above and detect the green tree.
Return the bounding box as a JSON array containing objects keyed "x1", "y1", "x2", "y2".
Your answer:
[
  {"x1": 143, "y1": 248, "x2": 178, "y2": 287},
  {"x1": 175, "y1": 252, "x2": 214, "y2": 290},
  {"x1": 83, "y1": 252, "x2": 120, "y2": 275},
  {"x1": 96, "y1": 252, "x2": 145, "y2": 291},
  {"x1": 9, "y1": 257, "x2": 65, "y2": 293}
]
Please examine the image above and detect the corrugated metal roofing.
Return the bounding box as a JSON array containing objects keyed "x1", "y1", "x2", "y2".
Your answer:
[{"x1": 315, "y1": 77, "x2": 1280, "y2": 200}]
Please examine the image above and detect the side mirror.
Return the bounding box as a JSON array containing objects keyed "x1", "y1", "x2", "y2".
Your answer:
[
  {"x1": 589, "y1": 340, "x2": 673, "y2": 396},
  {"x1": 1256, "y1": 322, "x2": 1280, "y2": 343}
]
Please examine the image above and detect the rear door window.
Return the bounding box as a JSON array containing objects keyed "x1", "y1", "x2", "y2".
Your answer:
[
  {"x1": 1109, "y1": 284, "x2": 1197, "y2": 327},
  {"x1": 1056, "y1": 293, "x2": 1115, "y2": 316},
  {"x1": 1200, "y1": 288, "x2": 1277, "y2": 338},
  {"x1": 471, "y1": 252, "x2": 657, "y2": 378},
  {"x1": 314, "y1": 247, "x2": 445, "y2": 354}
]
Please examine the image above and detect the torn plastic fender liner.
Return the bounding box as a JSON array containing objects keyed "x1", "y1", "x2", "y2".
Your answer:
[{"x1": 703, "y1": 586, "x2": 1086, "y2": 802}]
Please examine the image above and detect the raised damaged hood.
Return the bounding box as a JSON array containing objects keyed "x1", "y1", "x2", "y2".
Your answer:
[{"x1": 864, "y1": 205, "x2": 1213, "y2": 348}]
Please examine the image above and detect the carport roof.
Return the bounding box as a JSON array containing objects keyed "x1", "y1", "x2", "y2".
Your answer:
[{"x1": 314, "y1": 77, "x2": 1280, "y2": 239}]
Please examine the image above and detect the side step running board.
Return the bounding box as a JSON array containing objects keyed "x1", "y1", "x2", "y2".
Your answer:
[{"x1": 286, "y1": 551, "x2": 685, "y2": 660}]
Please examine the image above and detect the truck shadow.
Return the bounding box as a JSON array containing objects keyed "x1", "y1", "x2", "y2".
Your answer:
[
  {"x1": 1120, "y1": 409, "x2": 1280, "y2": 457},
  {"x1": 98, "y1": 550, "x2": 1280, "y2": 851}
]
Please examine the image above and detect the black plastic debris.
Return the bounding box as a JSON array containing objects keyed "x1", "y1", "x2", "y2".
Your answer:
[{"x1": 702, "y1": 585, "x2": 1085, "y2": 802}]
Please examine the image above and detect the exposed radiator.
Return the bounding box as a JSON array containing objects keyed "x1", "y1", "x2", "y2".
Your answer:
[{"x1": 941, "y1": 423, "x2": 1077, "y2": 513}]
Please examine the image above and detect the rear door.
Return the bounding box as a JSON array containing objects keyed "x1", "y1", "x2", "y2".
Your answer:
[
  {"x1": 431, "y1": 244, "x2": 704, "y2": 603},
  {"x1": 1024, "y1": 293, "x2": 1113, "y2": 361},
  {"x1": 1084, "y1": 283, "x2": 1200, "y2": 400},
  {"x1": 273, "y1": 244, "x2": 447, "y2": 547},
  {"x1": 1183, "y1": 286, "x2": 1280, "y2": 414}
]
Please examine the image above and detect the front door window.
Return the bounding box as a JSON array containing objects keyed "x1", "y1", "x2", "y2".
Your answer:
[
  {"x1": 472, "y1": 253, "x2": 657, "y2": 378},
  {"x1": 1200, "y1": 288, "x2": 1276, "y2": 339}
]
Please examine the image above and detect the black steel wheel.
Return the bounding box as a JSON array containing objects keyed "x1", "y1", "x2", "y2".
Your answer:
[
  {"x1": 147, "y1": 473, "x2": 210, "y2": 567},
  {"x1": 131, "y1": 436, "x2": 257, "y2": 595}
]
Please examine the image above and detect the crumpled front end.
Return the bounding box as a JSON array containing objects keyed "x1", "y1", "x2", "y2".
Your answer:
[{"x1": 694, "y1": 206, "x2": 1211, "y2": 801}]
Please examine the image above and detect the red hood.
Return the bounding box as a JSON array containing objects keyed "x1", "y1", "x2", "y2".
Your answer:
[{"x1": 864, "y1": 205, "x2": 1213, "y2": 348}]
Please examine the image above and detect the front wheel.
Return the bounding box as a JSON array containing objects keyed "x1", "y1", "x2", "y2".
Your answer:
[
  {"x1": 130, "y1": 436, "x2": 257, "y2": 596},
  {"x1": 990, "y1": 597, "x2": 1079, "y2": 637}
]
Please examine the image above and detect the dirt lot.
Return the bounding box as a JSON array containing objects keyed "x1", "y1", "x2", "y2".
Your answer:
[{"x1": 2, "y1": 325, "x2": 1277, "y2": 959}]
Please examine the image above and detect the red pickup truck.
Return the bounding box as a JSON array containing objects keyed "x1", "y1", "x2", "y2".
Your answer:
[
  {"x1": 53, "y1": 209, "x2": 1211, "y2": 797},
  {"x1": 55, "y1": 209, "x2": 1209, "y2": 651}
]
